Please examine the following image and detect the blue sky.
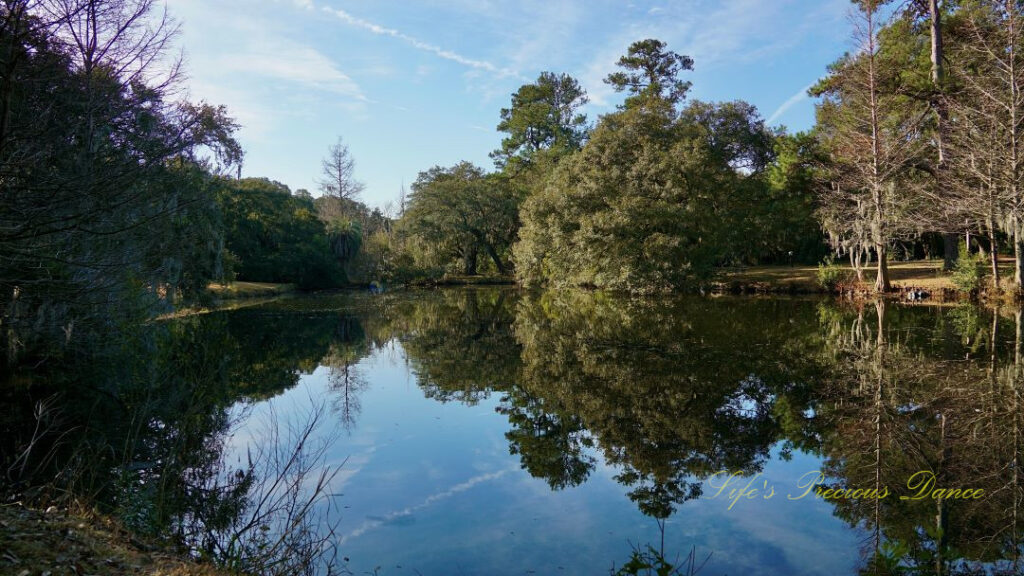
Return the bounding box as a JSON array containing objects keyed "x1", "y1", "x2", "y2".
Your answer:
[{"x1": 166, "y1": 0, "x2": 853, "y2": 209}]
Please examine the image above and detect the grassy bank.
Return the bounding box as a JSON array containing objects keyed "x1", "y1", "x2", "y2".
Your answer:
[
  {"x1": 720, "y1": 259, "x2": 1016, "y2": 296},
  {"x1": 0, "y1": 504, "x2": 225, "y2": 576},
  {"x1": 408, "y1": 274, "x2": 516, "y2": 287},
  {"x1": 206, "y1": 281, "x2": 296, "y2": 300},
  {"x1": 152, "y1": 282, "x2": 296, "y2": 321}
]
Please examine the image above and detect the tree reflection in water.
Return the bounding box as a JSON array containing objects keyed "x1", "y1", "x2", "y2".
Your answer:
[
  {"x1": 3, "y1": 288, "x2": 1024, "y2": 574},
  {"x1": 0, "y1": 308, "x2": 359, "y2": 574},
  {"x1": 384, "y1": 289, "x2": 1024, "y2": 574},
  {"x1": 813, "y1": 300, "x2": 1024, "y2": 575}
]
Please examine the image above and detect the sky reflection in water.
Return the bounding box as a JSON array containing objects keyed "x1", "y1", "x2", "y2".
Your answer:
[{"x1": 227, "y1": 290, "x2": 881, "y2": 576}]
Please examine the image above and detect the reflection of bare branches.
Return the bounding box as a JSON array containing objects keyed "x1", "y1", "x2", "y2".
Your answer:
[
  {"x1": 324, "y1": 344, "x2": 369, "y2": 432},
  {"x1": 181, "y1": 399, "x2": 346, "y2": 576},
  {"x1": 1013, "y1": 310, "x2": 1022, "y2": 569},
  {"x1": 818, "y1": 301, "x2": 1024, "y2": 574},
  {"x1": 613, "y1": 520, "x2": 711, "y2": 576}
]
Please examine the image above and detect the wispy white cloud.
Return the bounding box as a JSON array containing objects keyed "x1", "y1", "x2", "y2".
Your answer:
[
  {"x1": 678, "y1": 0, "x2": 793, "y2": 67},
  {"x1": 767, "y1": 81, "x2": 816, "y2": 125},
  {"x1": 501, "y1": 1, "x2": 583, "y2": 78},
  {"x1": 215, "y1": 39, "x2": 368, "y2": 102},
  {"x1": 576, "y1": 0, "x2": 846, "y2": 110},
  {"x1": 167, "y1": 0, "x2": 851, "y2": 206},
  {"x1": 338, "y1": 469, "x2": 511, "y2": 545},
  {"x1": 187, "y1": 80, "x2": 274, "y2": 138},
  {"x1": 170, "y1": 0, "x2": 372, "y2": 139},
  {"x1": 321, "y1": 6, "x2": 521, "y2": 79}
]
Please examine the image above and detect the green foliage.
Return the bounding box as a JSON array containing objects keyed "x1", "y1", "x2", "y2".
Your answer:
[
  {"x1": 327, "y1": 218, "x2": 363, "y2": 262},
  {"x1": 811, "y1": 3, "x2": 930, "y2": 293},
  {"x1": 314, "y1": 196, "x2": 401, "y2": 286},
  {"x1": 604, "y1": 38, "x2": 694, "y2": 109},
  {"x1": 613, "y1": 546, "x2": 675, "y2": 576},
  {"x1": 511, "y1": 39, "x2": 829, "y2": 293},
  {"x1": 400, "y1": 162, "x2": 523, "y2": 276},
  {"x1": 760, "y1": 132, "x2": 828, "y2": 264},
  {"x1": 1, "y1": 305, "x2": 361, "y2": 573},
  {"x1": 149, "y1": 160, "x2": 233, "y2": 299},
  {"x1": 515, "y1": 98, "x2": 777, "y2": 293},
  {"x1": 947, "y1": 303, "x2": 988, "y2": 352},
  {"x1": 0, "y1": 4, "x2": 242, "y2": 365},
  {"x1": 613, "y1": 545, "x2": 705, "y2": 576},
  {"x1": 217, "y1": 178, "x2": 343, "y2": 290},
  {"x1": 10, "y1": 285, "x2": 1020, "y2": 574},
  {"x1": 950, "y1": 244, "x2": 988, "y2": 294},
  {"x1": 816, "y1": 256, "x2": 852, "y2": 291},
  {"x1": 385, "y1": 39, "x2": 826, "y2": 292},
  {"x1": 513, "y1": 290, "x2": 823, "y2": 518},
  {"x1": 492, "y1": 71, "x2": 589, "y2": 173}
]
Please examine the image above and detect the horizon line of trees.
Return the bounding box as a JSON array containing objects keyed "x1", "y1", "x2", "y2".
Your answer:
[
  {"x1": 387, "y1": 41, "x2": 826, "y2": 291},
  {"x1": 12, "y1": 0, "x2": 1024, "y2": 368},
  {"x1": 812, "y1": 0, "x2": 1024, "y2": 293},
  {"x1": 386, "y1": 0, "x2": 1024, "y2": 296},
  {"x1": 0, "y1": 0, "x2": 394, "y2": 370}
]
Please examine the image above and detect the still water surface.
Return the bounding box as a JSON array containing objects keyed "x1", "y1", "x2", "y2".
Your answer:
[
  {"x1": 218, "y1": 288, "x2": 1023, "y2": 575},
  {"x1": 4, "y1": 287, "x2": 1022, "y2": 575}
]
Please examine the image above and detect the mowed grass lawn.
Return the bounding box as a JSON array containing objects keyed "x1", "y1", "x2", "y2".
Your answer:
[
  {"x1": 723, "y1": 259, "x2": 1018, "y2": 292},
  {"x1": 206, "y1": 281, "x2": 296, "y2": 299}
]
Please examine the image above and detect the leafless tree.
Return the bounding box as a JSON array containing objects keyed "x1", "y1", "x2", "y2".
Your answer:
[
  {"x1": 816, "y1": 1, "x2": 927, "y2": 292},
  {"x1": 40, "y1": 0, "x2": 181, "y2": 88},
  {"x1": 317, "y1": 137, "x2": 364, "y2": 223},
  {"x1": 945, "y1": 0, "x2": 1024, "y2": 289},
  {"x1": 911, "y1": 0, "x2": 962, "y2": 269},
  {"x1": 324, "y1": 343, "x2": 368, "y2": 432}
]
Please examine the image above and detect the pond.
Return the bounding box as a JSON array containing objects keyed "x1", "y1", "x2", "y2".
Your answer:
[{"x1": 2, "y1": 288, "x2": 1022, "y2": 575}]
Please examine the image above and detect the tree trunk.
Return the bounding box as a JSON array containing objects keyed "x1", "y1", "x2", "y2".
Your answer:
[
  {"x1": 462, "y1": 244, "x2": 478, "y2": 275},
  {"x1": 988, "y1": 221, "x2": 1000, "y2": 291},
  {"x1": 930, "y1": 1, "x2": 958, "y2": 272},
  {"x1": 1015, "y1": 228, "x2": 1024, "y2": 286},
  {"x1": 867, "y1": 7, "x2": 888, "y2": 295},
  {"x1": 482, "y1": 243, "x2": 507, "y2": 275},
  {"x1": 875, "y1": 243, "x2": 890, "y2": 293},
  {"x1": 851, "y1": 250, "x2": 865, "y2": 283},
  {"x1": 1011, "y1": 3, "x2": 1023, "y2": 293},
  {"x1": 943, "y1": 233, "x2": 958, "y2": 270},
  {"x1": 930, "y1": 0, "x2": 943, "y2": 102}
]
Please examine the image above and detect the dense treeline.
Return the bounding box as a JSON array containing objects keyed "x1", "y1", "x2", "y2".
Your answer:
[
  {"x1": 12, "y1": 0, "x2": 1024, "y2": 366},
  {"x1": 218, "y1": 177, "x2": 342, "y2": 289},
  {"x1": 514, "y1": 42, "x2": 820, "y2": 292},
  {"x1": 813, "y1": 0, "x2": 1024, "y2": 293},
  {"x1": 0, "y1": 1, "x2": 390, "y2": 368},
  {"x1": 387, "y1": 0, "x2": 1024, "y2": 296},
  {"x1": 0, "y1": 0, "x2": 245, "y2": 368},
  {"x1": 388, "y1": 40, "x2": 826, "y2": 291}
]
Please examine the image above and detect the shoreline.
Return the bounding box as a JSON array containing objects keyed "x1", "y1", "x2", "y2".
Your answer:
[{"x1": 0, "y1": 504, "x2": 225, "y2": 576}]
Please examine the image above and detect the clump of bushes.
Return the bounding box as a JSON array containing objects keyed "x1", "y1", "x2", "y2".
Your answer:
[
  {"x1": 950, "y1": 243, "x2": 988, "y2": 295},
  {"x1": 816, "y1": 256, "x2": 853, "y2": 292}
]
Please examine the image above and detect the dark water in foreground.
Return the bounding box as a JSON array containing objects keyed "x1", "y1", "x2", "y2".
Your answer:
[{"x1": 3, "y1": 288, "x2": 1024, "y2": 575}]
